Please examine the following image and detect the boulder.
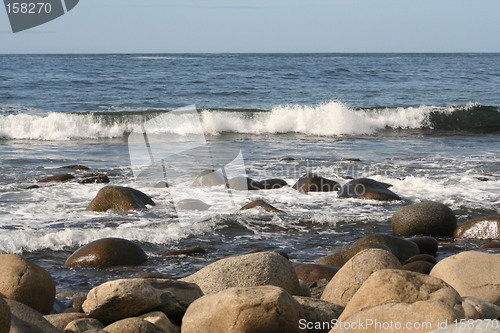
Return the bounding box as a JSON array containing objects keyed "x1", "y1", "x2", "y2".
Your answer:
[
  {"x1": 82, "y1": 278, "x2": 202, "y2": 325},
  {"x1": 181, "y1": 286, "x2": 306, "y2": 333},
  {"x1": 43, "y1": 313, "x2": 86, "y2": 330},
  {"x1": 258, "y1": 178, "x2": 288, "y2": 189},
  {"x1": 0, "y1": 297, "x2": 10, "y2": 333},
  {"x1": 139, "y1": 311, "x2": 180, "y2": 333},
  {"x1": 430, "y1": 251, "x2": 500, "y2": 306},
  {"x1": 292, "y1": 173, "x2": 340, "y2": 193},
  {"x1": 337, "y1": 178, "x2": 401, "y2": 201},
  {"x1": 404, "y1": 254, "x2": 437, "y2": 265},
  {"x1": 461, "y1": 296, "x2": 500, "y2": 319},
  {"x1": 86, "y1": 186, "x2": 155, "y2": 212},
  {"x1": 308, "y1": 279, "x2": 329, "y2": 299},
  {"x1": 175, "y1": 199, "x2": 210, "y2": 211},
  {"x1": 39, "y1": 174, "x2": 75, "y2": 183},
  {"x1": 191, "y1": 170, "x2": 227, "y2": 187},
  {"x1": 181, "y1": 252, "x2": 302, "y2": 296},
  {"x1": 6, "y1": 299, "x2": 62, "y2": 333},
  {"x1": 161, "y1": 247, "x2": 206, "y2": 257},
  {"x1": 61, "y1": 165, "x2": 90, "y2": 170},
  {"x1": 0, "y1": 254, "x2": 56, "y2": 315},
  {"x1": 240, "y1": 199, "x2": 286, "y2": 213},
  {"x1": 226, "y1": 176, "x2": 261, "y2": 190},
  {"x1": 453, "y1": 216, "x2": 500, "y2": 240},
  {"x1": 104, "y1": 318, "x2": 157, "y2": 333},
  {"x1": 392, "y1": 201, "x2": 457, "y2": 237},
  {"x1": 408, "y1": 236, "x2": 439, "y2": 255},
  {"x1": 351, "y1": 234, "x2": 420, "y2": 262},
  {"x1": 321, "y1": 249, "x2": 402, "y2": 306},
  {"x1": 316, "y1": 243, "x2": 391, "y2": 267},
  {"x1": 64, "y1": 318, "x2": 104, "y2": 333},
  {"x1": 64, "y1": 238, "x2": 147, "y2": 267},
  {"x1": 335, "y1": 269, "x2": 464, "y2": 332},
  {"x1": 293, "y1": 296, "x2": 343, "y2": 333},
  {"x1": 294, "y1": 264, "x2": 339, "y2": 283},
  {"x1": 403, "y1": 260, "x2": 435, "y2": 274},
  {"x1": 479, "y1": 241, "x2": 500, "y2": 249},
  {"x1": 78, "y1": 175, "x2": 110, "y2": 184}
]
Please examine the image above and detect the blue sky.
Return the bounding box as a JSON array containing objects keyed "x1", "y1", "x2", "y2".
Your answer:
[{"x1": 1, "y1": 0, "x2": 500, "y2": 53}]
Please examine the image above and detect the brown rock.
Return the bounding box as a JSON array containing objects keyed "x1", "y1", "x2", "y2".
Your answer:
[
  {"x1": 78, "y1": 175, "x2": 110, "y2": 184},
  {"x1": 430, "y1": 251, "x2": 500, "y2": 306},
  {"x1": 408, "y1": 236, "x2": 439, "y2": 255},
  {"x1": 61, "y1": 165, "x2": 90, "y2": 170},
  {"x1": 321, "y1": 249, "x2": 402, "y2": 306},
  {"x1": 240, "y1": 199, "x2": 286, "y2": 213},
  {"x1": 404, "y1": 254, "x2": 437, "y2": 265},
  {"x1": 316, "y1": 243, "x2": 391, "y2": 267},
  {"x1": 82, "y1": 278, "x2": 202, "y2": 325},
  {"x1": 338, "y1": 178, "x2": 401, "y2": 201},
  {"x1": 64, "y1": 238, "x2": 147, "y2": 267},
  {"x1": 335, "y1": 269, "x2": 464, "y2": 332},
  {"x1": 292, "y1": 173, "x2": 340, "y2": 193},
  {"x1": 86, "y1": 186, "x2": 155, "y2": 212},
  {"x1": 403, "y1": 260, "x2": 435, "y2": 274},
  {"x1": 43, "y1": 313, "x2": 86, "y2": 330},
  {"x1": 162, "y1": 247, "x2": 206, "y2": 257},
  {"x1": 453, "y1": 216, "x2": 500, "y2": 240},
  {"x1": 180, "y1": 252, "x2": 302, "y2": 296},
  {"x1": 258, "y1": 178, "x2": 288, "y2": 189},
  {"x1": 39, "y1": 174, "x2": 75, "y2": 183},
  {"x1": 0, "y1": 254, "x2": 55, "y2": 315},
  {"x1": 0, "y1": 297, "x2": 10, "y2": 333},
  {"x1": 104, "y1": 318, "x2": 157, "y2": 333},
  {"x1": 139, "y1": 311, "x2": 180, "y2": 333},
  {"x1": 479, "y1": 241, "x2": 500, "y2": 249},
  {"x1": 351, "y1": 234, "x2": 420, "y2": 262},
  {"x1": 293, "y1": 296, "x2": 343, "y2": 333},
  {"x1": 181, "y1": 286, "x2": 306, "y2": 333},
  {"x1": 64, "y1": 318, "x2": 104, "y2": 333},
  {"x1": 6, "y1": 299, "x2": 62, "y2": 333},
  {"x1": 462, "y1": 296, "x2": 500, "y2": 320},
  {"x1": 294, "y1": 264, "x2": 339, "y2": 283}
]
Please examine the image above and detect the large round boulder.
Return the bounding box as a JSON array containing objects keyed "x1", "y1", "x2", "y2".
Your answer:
[
  {"x1": 191, "y1": 170, "x2": 227, "y2": 187},
  {"x1": 292, "y1": 173, "x2": 340, "y2": 193},
  {"x1": 337, "y1": 178, "x2": 401, "y2": 201},
  {"x1": 392, "y1": 201, "x2": 457, "y2": 237},
  {"x1": 294, "y1": 264, "x2": 339, "y2": 283},
  {"x1": 0, "y1": 254, "x2": 55, "y2": 315},
  {"x1": 453, "y1": 216, "x2": 500, "y2": 240},
  {"x1": 430, "y1": 251, "x2": 500, "y2": 306},
  {"x1": 0, "y1": 297, "x2": 10, "y2": 333},
  {"x1": 86, "y1": 186, "x2": 155, "y2": 212},
  {"x1": 351, "y1": 234, "x2": 420, "y2": 262},
  {"x1": 316, "y1": 243, "x2": 391, "y2": 267},
  {"x1": 181, "y1": 286, "x2": 306, "y2": 333},
  {"x1": 181, "y1": 252, "x2": 302, "y2": 296},
  {"x1": 321, "y1": 249, "x2": 402, "y2": 306},
  {"x1": 64, "y1": 238, "x2": 147, "y2": 268}
]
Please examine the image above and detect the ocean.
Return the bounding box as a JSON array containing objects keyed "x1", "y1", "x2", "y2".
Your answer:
[{"x1": 0, "y1": 53, "x2": 499, "y2": 294}]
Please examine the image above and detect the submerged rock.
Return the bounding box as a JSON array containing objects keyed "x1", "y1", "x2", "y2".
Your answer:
[
  {"x1": 162, "y1": 247, "x2": 207, "y2": 257},
  {"x1": 292, "y1": 173, "x2": 340, "y2": 193},
  {"x1": 191, "y1": 169, "x2": 227, "y2": 187},
  {"x1": 175, "y1": 199, "x2": 210, "y2": 211},
  {"x1": 64, "y1": 238, "x2": 147, "y2": 268},
  {"x1": 61, "y1": 165, "x2": 90, "y2": 170},
  {"x1": 337, "y1": 178, "x2": 401, "y2": 201},
  {"x1": 240, "y1": 199, "x2": 286, "y2": 213},
  {"x1": 86, "y1": 186, "x2": 155, "y2": 212},
  {"x1": 392, "y1": 201, "x2": 457, "y2": 237},
  {"x1": 39, "y1": 173, "x2": 75, "y2": 183},
  {"x1": 78, "y1": 175, "x2": 110, "y2": 184}
]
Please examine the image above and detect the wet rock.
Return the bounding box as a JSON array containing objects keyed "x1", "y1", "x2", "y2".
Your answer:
[
  {"x1": 294, "y1": 264, "x2": 339, "y2": 283},
  {"x1": 316, "y1": 243, "x2": 392, "y2": 267},
  {"x1": 240, "y1": 199, "x2": 286, "y2": 213},
  {"x1": 181, "y1": 252, "x2": 302, "y2": 296},
  {"x1": 408, "y1": 236, "x2": 439, "y2": 255},
  {"x1": 334, "y1": 270, "x2": 464, "y2": 333},
  {"x1": 139, "y1": 311, "x2": 180, "y2": 333},
  {"x1": 337, "y1": 178, "x2": 401, "y2": 201},
  {"x1": 0, "y1": 297, "x2": 10, "y2": 333},
  {"x1": 430, "y1": 251, "x2": 500, "y2": 306},
  {"x1": 86, "y1": 186, "x2": 155, "y2": 212},
  {"x1": 191, "y1": 169, "x2": 227, "y2": 187},
  {"x1": 6, "y1": 299, "x2": 62, "y2": 333},
  {"x1": 61, "y1": 165, "x2": 90, "y2": 170},
  {"x1": 25, "y1": 185, "x2": 40, "y2": 189},
  {"x1": 64, "y1": 238, "x2": 147, "y2": 268},
  {"x1": 181, "y1": 286, "x2": 306, "y2": 333},
  {"x1": 175, "y1": 199, "x2": 210, "y2": 211},
  {"x1": 258, "y1": 178, "x2": 288, "y2": 189},
  {"x1": 281, "y1": 157, "x2": 295, "y2": 161},
  {"x1": 162, "y1": 247, "x2": 206, "y2": 257},
  {"x1": 351, "y1": 234, "x2": 420, "y2": 262},
  {"x1": 292, "y1": 173, "x2": 340, "y2": 193},
  {"x1": 104, "y1": 318, "x2": 157, "y2": 333},
  {"x1": 82, "y1": 278, "x2": 202, "y2": 325},
  {"x1": 153, "y1": 181, "x2": 169, "y2": 188},
  {"x1": 0, "y1": 254, "x2": 56, "y2": 315},
  {"x1": 226, "y1": 176, "x2": 261, "y2": 190},
  {"x1": 43, "y1": 313, "x2": 86, "y2": 330},
  {"x1": 64, "y1": 318, "x2": 104, "y2": 333},
  {"x1": 293, "y1": 296, "x2": 344, "y2": 333},
  {"x1": 321, "y1": 249, "x2": 402, "y2": 306},
  {"x1": 78, "y1": 175, "x2": 110, "y2": 184},
  {"x1": 479, "y1": 241, "x2": 500, "y2": 249},
  {"x1": 462, "y1": 296, "x2": 500, "y2": 320},
  {"x1": 39, "y1": 174, "x2": 75, "y2": 183},
  {"x1": 404, "y1": 254, "x2": 437, "y2": 265},
  {"x1": 403, "y1": 260, "x2": 435, "y2": 274},
  {"x1": 392, "y1": 201, "x2": 457, "y2": 237},
  {"x1": 453, "y1": 216, "x2": 500, "y2": 240}
]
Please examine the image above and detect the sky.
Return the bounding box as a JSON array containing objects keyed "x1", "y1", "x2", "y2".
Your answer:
[{"x1": 1, "y1": 0, "x2": 500, "y2": 54}]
